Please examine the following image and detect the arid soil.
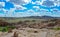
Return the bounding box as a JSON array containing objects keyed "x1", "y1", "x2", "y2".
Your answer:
[
  {"x1": 0, "y1": 28, "x2": 60, "y2": 37},
  {"x1": 0, "y1": 19, "x2": 60, "y2": 29},
  {"x1": 0, "y1": 19, "x2": 60, "y2": 37}
]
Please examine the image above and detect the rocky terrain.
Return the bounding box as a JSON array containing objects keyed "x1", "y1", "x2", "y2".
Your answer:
[
  {"x1": 0, "y1": 18, "x2": 60, "y2": 29},
  {"x1": 0, "y1": 17, "x2": 60, "y2": 37},
  {"x1": 0, "y1": 28, "x2": 60, "y2": 37}
]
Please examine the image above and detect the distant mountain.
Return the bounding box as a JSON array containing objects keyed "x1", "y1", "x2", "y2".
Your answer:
[
  {"x1": 0, "y1": 16, "x2": 60, "y2": 28},
  {"x1": 22, "y1": 16, "x2": 60, "y2": 19},
  {"x1": 0, "y1": 15, "x2": 60, "y2": 19}
]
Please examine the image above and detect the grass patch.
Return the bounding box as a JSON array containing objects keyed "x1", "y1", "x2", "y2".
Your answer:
[
  {"x1": 51, "y1": 27, "x2": 60, "y2": 30},
  {"x1": 0, "y1": 26, "x2": 16, "y2": 32}
]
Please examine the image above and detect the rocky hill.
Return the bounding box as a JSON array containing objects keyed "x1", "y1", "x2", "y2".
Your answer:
[{"x1": 0, "y1": 16, "x2": 60, "y2": 29}]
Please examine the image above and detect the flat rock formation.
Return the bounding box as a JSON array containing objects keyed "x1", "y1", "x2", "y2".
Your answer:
[{"x1": 0, "y1": 28, "x2": 60, "y2": 37}]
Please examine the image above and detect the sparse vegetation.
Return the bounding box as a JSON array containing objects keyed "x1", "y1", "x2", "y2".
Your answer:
[
  {"x1": 2, "y1": 28, "x2": 7, "y2": 32},
  {"x1": 0, "y1": 17, "x2": 60, "y2": 32},
  {"x1": 8, "y1": 28, "x2": 12, "y2": 33},
  {"x1": 51, "y1": 27, "x2": 60, "y2": 30},
  {"x1": 32, "y1": 20, "x2": 36, "y2": 22},
  {"x1": 0, "y1": 26, "x2": 15, "y2": 32}
]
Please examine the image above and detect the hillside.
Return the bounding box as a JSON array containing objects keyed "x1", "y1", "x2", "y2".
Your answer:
[{"x1": 0, "y1": 16, "x2": 60, "y2": 29}]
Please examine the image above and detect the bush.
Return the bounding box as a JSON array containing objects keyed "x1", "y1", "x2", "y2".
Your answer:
[
  {"x1": 2, "y1": 28, "x2": 7, "y2": 32},
  {"x1": 49, "y1": 19, "x2": 57, "y2": 22},
  {"x1": 32, "y1": 20, "x2": 36, "y2": 22},
  {"x1": 24, "y1": 20, "x2": 30, "y2": 22},
  {"x1": 52, "y1": 27, "x2": 60, "y2": 30},
  {"x1": 0, "y1": 26, "x2": 15, "y2": 32},
  {"x1": 18, "y1": 21, "x2": 23, "y2": 24},
  {"x1": 7, "y1": 26, "x2": 16, "y2": 29}
]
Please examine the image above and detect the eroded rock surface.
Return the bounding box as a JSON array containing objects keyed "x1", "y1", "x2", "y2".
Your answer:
[{"x1": 0, "y1": 28, "x2": 60, "y2": 37}]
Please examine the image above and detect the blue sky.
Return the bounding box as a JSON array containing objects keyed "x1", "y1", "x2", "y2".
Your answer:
[{"x1": 0, "y1": 0, "x2": 60, "y2": 17}]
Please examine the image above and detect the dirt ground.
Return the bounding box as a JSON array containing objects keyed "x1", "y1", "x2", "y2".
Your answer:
[{"x1": 0, "y1": 28, "x2": 60, "y2": 37}]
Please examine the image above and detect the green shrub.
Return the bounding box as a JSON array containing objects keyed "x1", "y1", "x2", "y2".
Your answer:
[
  {"x1": 52, "y1": 27, "x2": 60, "y2": 30},
  {"x1": 0, "y1": 26, "x2": 15, "y2": 32},
  {"x1": 2, "y1": 28, "x2": 7, "y2": 32},
  {"x1": 7, "y1": 26, "x2": 16, "y2": 29}
]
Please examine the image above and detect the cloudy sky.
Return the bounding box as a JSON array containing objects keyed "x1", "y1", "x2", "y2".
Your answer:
[{"x1": 0, "y1": 0, "x2": 60, "y2": 17}]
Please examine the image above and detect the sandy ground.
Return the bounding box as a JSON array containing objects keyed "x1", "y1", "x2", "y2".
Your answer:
[{"x1": 0, "y1": 28, "x2": 60, "y2": 37}]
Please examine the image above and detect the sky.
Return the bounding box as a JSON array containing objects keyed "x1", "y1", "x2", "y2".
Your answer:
[{"x1": 0, "y1": 0, "x2": 60, "y2": 17}]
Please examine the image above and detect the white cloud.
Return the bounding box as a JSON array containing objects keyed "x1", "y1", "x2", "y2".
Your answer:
[
  {"x1": 0, "y1": 8, "x2": 8, "y2": 14},
  {"x1": 12, "y1": 9, "x2": 60, "y2": 17},
  {"x1": 33, "y1": 6, "x2": 40, "y2": 9},
  {"x1": 0, "y1": 14, "x2": 5, "y2": 17},
  {"x1": 39, "y1": 8, "x2": 49, "y2": 12},
  {"x1": 0, "y1": 8, "x2": 6, "y2": 17},
  {"x1": 0, "y1": 8, "x2": 60, "y2": 17},
  {"x1": 14, "y1": 4, "x2": 27, "y2": 10},
  {"x1": 49, "y1": 0, "x2": 60, "y2": 6},
  {"x1": 0, "y1": 4, "x2": 27, "y2": 17},
  {"x1": 32, "y1": 1, "x2": 43, "y2": 5},
  {"x1": 26, "y1": 9, "x2": 41, "y2": 16},
  {"x1": 0, "y1": 2, "x2": 5, "y2": 7},
  {"x1": 54, "y1": 0, "x2": 60, "y2": 6},
  {"x1": 9, "y1": 9, "x2": 41, "y2": 17},
  {"x1": 6, "y1": 8, "x2": 49, "y2": 17},
  {"x1": 10, "y1": 0, "x2": 32, "y2": 5},
  {"x1": 47, "y1": 0, "x2": 60, "y2": 6},
  {"x1": 51, "y1": 8, "x2": 60, "y2": 13},
  {"x1": 32, "y1": 2, "x2": 35, "y2": 4},
  {"x1": 14, "y1": 9, "x2": 35, "y2": 17},
  {"x1": 32, "y1": 0, "x2": 46, "y2": 5},
  {"x1": 22, "y1": 0, "x2": 32, "y2": 5},
  {"x1": 42, "y1": 1, "x2": 55, "y2": 7},
  {"x1": 5, "y1": 8, "x2": 16, "y2": 17},
  {"x1": 0, "y1": 8, "x2": 15, "y2": 17},
  {"x1": 6, "y1": 0, "x2": 10, "y2": 2},
  {"x1": 32, "y1": 0, "x2": 60, "y2": 7},
  {"x1": 40, "y1": 11, "x2": 52, "y2": 16},
  {"x1": 33, "y1": 6, "x2": 40, "y2": 11}
]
